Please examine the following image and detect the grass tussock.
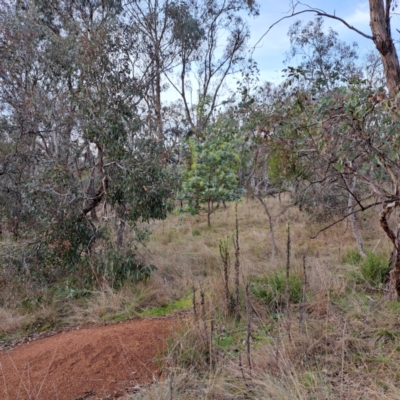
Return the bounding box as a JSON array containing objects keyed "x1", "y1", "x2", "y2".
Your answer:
[{"x1": 0, "y1": 308, "x2": 28, "y2": 337}]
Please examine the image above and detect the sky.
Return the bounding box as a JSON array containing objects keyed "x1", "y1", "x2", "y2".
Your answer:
[
  {"x1": 248, "y1": 0, "x2": 377, "y2": 84},
  {"x1": 163, "y1": 1, "x2": 399, "y2": 103}
]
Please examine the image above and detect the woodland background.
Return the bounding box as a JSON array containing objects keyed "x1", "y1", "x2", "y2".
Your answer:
[{"x1": 2, "y1": 1, "x2": 400, "y2": 398}]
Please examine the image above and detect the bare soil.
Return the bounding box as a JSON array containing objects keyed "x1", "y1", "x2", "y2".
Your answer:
[{"x1": 0, "y1": 317, "x2": 175, "y2": 400}]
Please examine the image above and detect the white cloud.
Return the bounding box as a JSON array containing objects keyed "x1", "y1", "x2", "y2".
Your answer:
[
  {"x1": 329, "y1": 3, "x2": 371, "y2": 39},
  {"x1": 345, "y1": 4, "x2": 370, "y2": 26}
]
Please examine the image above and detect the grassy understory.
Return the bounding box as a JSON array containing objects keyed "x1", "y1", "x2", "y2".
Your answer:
[{"x1": 2, "y1": 196, "x2": 400, "y2": 399}]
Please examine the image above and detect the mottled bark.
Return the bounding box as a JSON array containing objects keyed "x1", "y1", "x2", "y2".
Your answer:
[
  {"x1": 369, "y1": 0, "x2": 400, "y2": 95},
  {"x1": 380, "y1": 202, "x2": 400, "y2": 299},
  {"x1": 81, "y1": 177, "x2": 108, "y2": 216}
]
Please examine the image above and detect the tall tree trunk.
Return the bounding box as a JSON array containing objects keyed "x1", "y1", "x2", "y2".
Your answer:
[
  {"x1": 116, "y1": 203, "x2": 126, "y2": 247},
  {"x1": 154, "y1": 55, "x2": 164, "y2": 141},
  {"x1": 347, "y1": 177, "x2": 366, "y2": 258},
  {"x1": 207, "y1": 199, "x2": 211, "y2": 227},
  {"x1": 86, "y1": 143, "x2": 98, "y2": 221},
  {"x1": 255, "y1": 194, "x2": 277, "y2": 258},
  {"x1": 369, "y1": 0, "x2": 400, "y2": 96}
]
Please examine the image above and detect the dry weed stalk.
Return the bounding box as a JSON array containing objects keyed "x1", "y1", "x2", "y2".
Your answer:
[
  {"x1": 245, "y1": 283, "x2": 252, "y2": 378},
  {"x1": 233, "y1": 202, "x2": 241, "y2": 321},
  {"x1": 340, "y1": 321, "x2": 347, "y2": 400},
  {"x1": 192, "y1": 284, "x2": 198, "y2": 323},
  {"x1": 299, "y1": 254, "x2": 307, "y2": 332},
  {"x1": 218, "y1": 237, "x2": 232, "y2": 317},
  {"x1": 285, "y1": 222, "x2": 292, "y2": 341},
  {"x1": 238, "y1": 352, "x2": 248, "y2": 387},
  {"x1": 200, "y1": 287, "x2": 207, "y2": 339},
  {"x1": 209, "y1": 318, "x2": 214, "y2": 394},
  {"x1": 169, "y1": 377, "x2": 173, "y2": 400}
]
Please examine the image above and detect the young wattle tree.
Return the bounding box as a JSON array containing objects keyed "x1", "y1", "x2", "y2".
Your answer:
[{"x1": 180, "y1": 132, "x2": 243, "y2": 227}]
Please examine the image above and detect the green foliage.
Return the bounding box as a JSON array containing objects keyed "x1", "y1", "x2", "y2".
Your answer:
[
  {"x1": 107, "y1": 139, "x2": 176, "y2": 223},
  {"x1": 267, "y1": 147, "x2": 306, "y2": 189},
  {"x1": 140, "y1": 297, "x2": 192, "y2": 317},
  {"x1": 358, "y1": 252, "x2": 390, "y2": 287},
  {"x1": 342, "y1": 248, "x2": 363, "y2": 265},
  {"x1": 0, "y1": 5, "x2": 177, "y2": 293},
  {"x1": 102, "y1": 248, "x2": 157, "y2": 289},
  {"x1": 251, "y1": 269, "x2": 303, "y2": 308},
  {"x1": 345, "y1": 249, "x2": 390, "y2": 287},
  {"x1": 166, "y1": 1, "x2": 205, "y2": 50},
  {"x1": 42, "y1": 213, "x2": 94, "y2": 274},
  {"x1": 286, "y1": 17, "x2": 361, "y2": 90},
  {"x1": 180, "y1": 134, "x2": 243, "y2": 219}
]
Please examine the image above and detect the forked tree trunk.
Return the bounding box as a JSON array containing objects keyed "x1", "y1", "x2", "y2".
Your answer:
[
  {"x1": 255, "y1": 193, "x2": 277, "y2": 258},
  {"x1": 387, "y1": 238, "x2": 400, "y2": 300},
  {"x1": 380, "y1": 203, "x2": 400, "y2": 299},
  {"x1": 369, "y1": 0, "x2": 400, "y2": 96}
]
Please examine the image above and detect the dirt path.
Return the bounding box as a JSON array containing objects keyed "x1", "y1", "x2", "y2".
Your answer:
[{"x1": 0, "y1": 317, "x2": 176, "y2": 400}]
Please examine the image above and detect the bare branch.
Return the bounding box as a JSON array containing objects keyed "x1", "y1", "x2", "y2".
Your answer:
[
  {"x1": 252, "y1": 5, "x2": 373, "y2": 55},
  {"x1": 339, "y1": 172, "x2": 365, "y2": 211},
  {"x1": 310, "y1": 199, "x2": 400, "y2": 239}
]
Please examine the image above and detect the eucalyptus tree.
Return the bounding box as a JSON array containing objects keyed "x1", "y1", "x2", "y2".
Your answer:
[
  {"x1": 282, "y1": 18, "x2": 368, "y2": 254},
  {"x1": 124, "y1": 0, "x2": 189, "y2": 140},
  {"x1": 260, "y1": 0, "x2": 400, "y2": 96},
  {"x1": 165, "y1": 0, "x2": 255, "y2": 139},
  {"x1": 125, "y1": 0, "x2": 254, "y2": 141},
  {"x1": 262, "y1": 72, "x2": 400, "y2": 297},
  {"x1": 285, "y1": 18, "x2": 362, "y2": 90},
  {"x1": 0, "y1": 0, "x2": 174, "y2": 287}
]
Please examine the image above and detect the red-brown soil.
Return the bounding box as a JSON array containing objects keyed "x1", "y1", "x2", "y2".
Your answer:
[{"x1": 0, "y1": 317, "x2": 175, "y2": 400}]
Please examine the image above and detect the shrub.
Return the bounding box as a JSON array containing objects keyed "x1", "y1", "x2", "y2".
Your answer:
[
  {"x1": 342, "y1": 248, "x2": 362, "y2": 265},
  {"x1": 192, "y1": 229, "x2": 201, "y2": 237},
  {"x1": 358, "y1": 252, "x2": 390, "y2": 287},
  {"x1": 101, "y1": 248, "x2": 157, "y2": 289},
  {"x1": 251, "y1": 269, "x2": 303, "y2": 309}
]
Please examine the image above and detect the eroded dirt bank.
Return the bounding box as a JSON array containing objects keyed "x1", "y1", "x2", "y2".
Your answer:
[{"x1": 0, "y1": 317, "x2": 175, "y2": 400}]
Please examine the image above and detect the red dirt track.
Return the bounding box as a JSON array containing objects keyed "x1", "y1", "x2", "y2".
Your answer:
[{"x1": 0, "y1": 318, "x2": 175, "y2": 400}]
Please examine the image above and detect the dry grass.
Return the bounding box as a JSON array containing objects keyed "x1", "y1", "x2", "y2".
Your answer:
[
  {"x1": 0, "y1": 308, "x2": 28, "y2": 336},
  {"x1": 145, "y1": 195, "x2": 388, "y2": 304},
  {"x1": 125, "y1": 196, "x2": 400, "y2": 399},
  {"x1": 3, "y1": 195, "x2": 400, "y2": 398}
]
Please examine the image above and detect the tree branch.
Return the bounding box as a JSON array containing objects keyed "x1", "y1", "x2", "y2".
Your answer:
[
  {"x1": 81, "y1": 176, "x2": 108, "y2": 216},
  {"x1": 310, "y1": 199, "x2": 400, "y2": 239},
  {"x1": 252, "y1": 5, "x2": 373, "y2": 55}
]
